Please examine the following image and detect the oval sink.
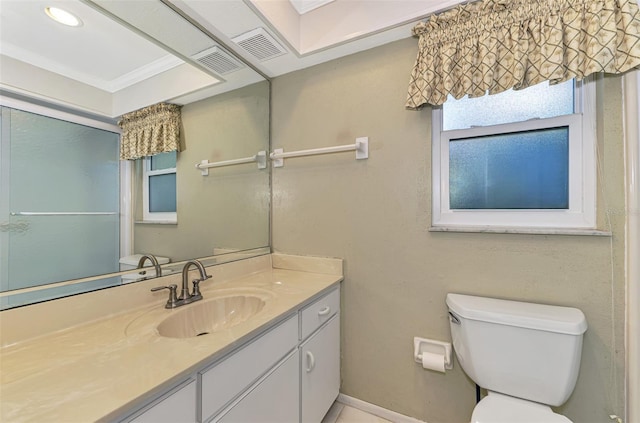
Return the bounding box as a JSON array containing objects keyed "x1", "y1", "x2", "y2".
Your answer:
[{"x1": 157, "y1": 295, "x2": 266, "y2": 339}]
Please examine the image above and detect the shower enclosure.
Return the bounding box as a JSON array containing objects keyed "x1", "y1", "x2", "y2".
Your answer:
[{"x1": 0, "y1": 105, "x2": 121, "y2": 307}]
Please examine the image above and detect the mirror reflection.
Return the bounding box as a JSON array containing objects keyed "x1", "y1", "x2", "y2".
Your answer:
[{"x1": 0, "y1": 0, "x2": 270, "y2": 309}]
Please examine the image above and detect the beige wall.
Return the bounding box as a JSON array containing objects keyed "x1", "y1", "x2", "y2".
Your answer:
[
  {"x1": 134, "y1": 81, "x2": 270, "y2": 262},
  {"x1": 271, "y1": 38, "x2": 626, "y2": 422}
]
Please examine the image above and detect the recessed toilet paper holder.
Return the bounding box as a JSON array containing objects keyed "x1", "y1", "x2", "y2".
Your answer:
[{"x1": 414, "y1": 337, "x2": 453, "y2": 370}]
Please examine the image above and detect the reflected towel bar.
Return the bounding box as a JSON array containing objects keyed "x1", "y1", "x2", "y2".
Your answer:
[
  {"x1": 270, "y1": 137, "x2": 368, "y2": 168},
  {"x1": 10, "y1": 212, "x2": 117, "y2": 216},
  {"x1": 196, "y1": 151, "x2": 267, "y2": 176}
]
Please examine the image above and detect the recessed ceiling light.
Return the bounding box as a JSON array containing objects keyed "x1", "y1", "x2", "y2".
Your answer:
[{"x1": 45, "y1": 7, "x2": 83, "y2": 27}]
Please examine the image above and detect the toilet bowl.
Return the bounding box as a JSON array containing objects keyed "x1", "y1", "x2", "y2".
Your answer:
[
  {"x1": 446, "y1": 294, "x2": 587, "y2": 423},
  {"x1": 471, "y1": 392, "x2": 571, "y2": 423}
]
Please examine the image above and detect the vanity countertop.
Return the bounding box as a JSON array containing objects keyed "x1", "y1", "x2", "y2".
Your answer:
[{"x1": 0, "y1": 254, "x2": 343, "y2": 422}]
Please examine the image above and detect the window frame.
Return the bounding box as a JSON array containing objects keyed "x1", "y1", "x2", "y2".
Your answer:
[
  {"x1": 142, "y1": 154, "x2": 177, "y2": 223},
  {"x1": 431, "y1": 78, "x2": 596, "y2": 230}
]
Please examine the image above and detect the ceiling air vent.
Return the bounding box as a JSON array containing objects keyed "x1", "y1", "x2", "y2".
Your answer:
[
  {"x1": 231, "y1": 28, "x2": 287, "y2": 62},
  {"x1": 191, "y1": 46, "x2": 244, "y2": 75}
]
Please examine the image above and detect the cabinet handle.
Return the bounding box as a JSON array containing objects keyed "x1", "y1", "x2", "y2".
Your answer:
[
  {"x1": 318, "y1": 306, "x2": 331, "y2": 316},
  {"x1": 306, "y1": 351, "x2": 316, "y2": 373}
]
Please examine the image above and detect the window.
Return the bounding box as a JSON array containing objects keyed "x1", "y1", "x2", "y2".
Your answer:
[
  {"x1": 142, "y1": 151, "x2": 177, "y2": 222},
  {"x1": 432, "y1": 79, "x2": 596, "y2": 230}
]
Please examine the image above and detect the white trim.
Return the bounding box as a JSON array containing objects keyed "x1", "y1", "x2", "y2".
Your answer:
[
  {"x1": 0, "y1": 108, "x2": 10, "y2": 296},
  {"x1": 624, "y1": 70, "x2": 640, "y2": 423},
  {"x1": 432, "y1": 78, "x2": 596, "y2": 230},
  {"x1": 142, "y1": 155, "x2": 177, "y2": 223},
  {"x1": 108, "y1": 55, "x2": 185, "y2": 93},
  {"x1": 120, "y1": 160, "x2": 133, "y2": 259},
  {"x1": 289, "y1": 0, "x2": 336, "y2": 14},
  {"x1": 429, "y1": 226, "x2": 611, "y2": 236},
  {"x1": 1, "y1": 43, "x2": 183, "y2": 94},
  {"x1": 321, "y1": 401, "x2": 344, "y2": 423},
  {"x1": 0, "y1": 96, "x2": 119, "y2": 133},
  {"x1": 336, "y1": 394, "x2": 427, "y2": 423}
]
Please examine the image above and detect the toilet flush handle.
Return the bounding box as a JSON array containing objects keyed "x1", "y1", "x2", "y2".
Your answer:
[{"x1": 448, "y1": 311, "x2": 461, "y2": 325}]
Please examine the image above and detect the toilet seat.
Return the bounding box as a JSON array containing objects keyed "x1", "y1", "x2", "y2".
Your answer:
[{"x1": 471, "y1": 392, "x2": 572, "y2": 423}]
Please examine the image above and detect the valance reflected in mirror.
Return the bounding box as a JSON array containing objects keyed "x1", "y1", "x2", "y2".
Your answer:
[{"x1": 0, "y1": 0, "x2": 270, "y2": 309}]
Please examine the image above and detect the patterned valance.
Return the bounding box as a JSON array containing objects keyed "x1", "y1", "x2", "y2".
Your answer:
[
  {"x1": 406, "y1": 0, "x2": 640, "y2": 108},
  {"x1": 118, "y1": 103, "x2": 182, "y2": 160}
]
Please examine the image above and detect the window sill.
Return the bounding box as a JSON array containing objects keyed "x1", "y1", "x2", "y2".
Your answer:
[
  {"x1": 134, "y1": 220, "x2": 177, "y2": 225},
  {"x1": 429, "y1": 226, "x2": 612, "y2": 236}
]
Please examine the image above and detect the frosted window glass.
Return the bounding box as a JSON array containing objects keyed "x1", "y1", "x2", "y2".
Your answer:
[
  {"x1": 4, "y1": 277, "x2": 121, "y2": 308},
  {"x1": 449, "y1": 128, "x2": 569, "y2": 209},
  {"x1": 9, "y1": 110, "x2": 119, "y2": 212},
  {"x1": 149, "y1": 173, "x2": 176, "y2": 212},
  {"x1": 7, "y1": 109, "x2": 120, "y2": 289},
  {"x1": 151, "y1": 151, "x2": 176, "y2": 170},
  {"x1": 443, "y1": 81, "x2": 574, "y2": 131},
  {"x1": 7, "y1": 215, "x2": 120, "y2": 288}
]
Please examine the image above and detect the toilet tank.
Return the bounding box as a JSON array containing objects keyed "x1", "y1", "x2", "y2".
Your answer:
[{"x1": 446, "y1": 294, "x2": 587, "y2": 406}]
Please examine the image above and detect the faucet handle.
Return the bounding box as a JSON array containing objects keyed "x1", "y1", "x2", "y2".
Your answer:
[
  {"x1": 192, "y1": 278, "x2": 208, "y2": 299},
  {"x1": 151, "y1": 284, "x2": 179, "y2": 309}
]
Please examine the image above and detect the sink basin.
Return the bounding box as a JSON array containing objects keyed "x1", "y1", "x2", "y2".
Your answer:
[{"x1": 157, "y1": 295, "x2": 266, "y2": 339}]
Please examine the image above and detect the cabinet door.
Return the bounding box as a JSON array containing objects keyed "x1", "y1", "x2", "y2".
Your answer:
[
  {"x1": 201, "y1": 315, "x2": 298, "y2": 421},
  {"x1": 216, "y1": 352, "x2": 299, "y2": 423},
  {"x1": 128, "y1": 379, "x2": 196, "y2": 423},
  {"x1": 301, "y1": 315, "x2": 340, "y2": 423}
]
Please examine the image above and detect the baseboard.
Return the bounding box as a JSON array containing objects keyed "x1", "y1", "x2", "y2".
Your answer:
[
  {"x1": 321, "y1": 401, "x2": 344, "y2": 423},
  {"x1": 336, "y1": 394, "x2": 427, "y2": 423}
]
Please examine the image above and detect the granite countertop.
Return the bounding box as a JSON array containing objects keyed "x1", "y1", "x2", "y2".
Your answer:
[{"x1": 0, "y1": 256, "x2": 342, "y2": 422}]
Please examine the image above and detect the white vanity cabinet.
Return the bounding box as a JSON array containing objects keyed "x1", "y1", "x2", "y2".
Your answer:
[
  {"x1": 200, "y1": 314, "x2": 299, "y2": 422},
  {"x1": 120, "y1": 285, "x2": 340, "y2": 423},
  {"x1": 299, "y1": 289, "x2": 341, "y2": 423},
  {"x1": 127, "y1": 379, "x2": 197, "y2": 423},
  {"x1": 214, "y1": 351, "x2": 300, "y2": 422},
  {"x1": 301, "y1": 317, "x2": 340, "y2": 422}
]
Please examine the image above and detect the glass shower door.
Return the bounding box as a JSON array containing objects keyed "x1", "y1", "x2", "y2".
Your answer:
[{"x1": 0, "y1": 106, "x2": 121, "y2": 307}]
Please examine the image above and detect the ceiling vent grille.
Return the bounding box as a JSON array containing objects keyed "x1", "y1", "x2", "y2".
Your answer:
[
  {"x1": 231, "y1": 28, "x2": 287, "y2": 62},
  {"x1": 191, "y1": 46, "x2": 244, "y2": 75}
]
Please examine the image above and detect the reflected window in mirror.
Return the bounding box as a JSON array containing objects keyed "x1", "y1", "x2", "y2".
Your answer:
[
  {"x1": 0, "y1": 0, "x2": 272, "y2": 310},
  {"x1": 142, "y1": 151, "x2": 177, "y2": 223}
]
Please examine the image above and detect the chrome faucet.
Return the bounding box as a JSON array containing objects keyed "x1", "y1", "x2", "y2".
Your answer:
[
  {"x1": 151, "y1": 259, "x2": 211, "y2": 309},
  {"x1": 137, "y1": 254, "x2": 162, "y2": 278},
  {"x1": 180, "y1": 260, "x2": 211, "y2": 303}
]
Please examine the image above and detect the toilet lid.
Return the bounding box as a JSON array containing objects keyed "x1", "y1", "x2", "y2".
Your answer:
[{"x1": 472, "y1": 392, "x2": 572, "y2": 423}]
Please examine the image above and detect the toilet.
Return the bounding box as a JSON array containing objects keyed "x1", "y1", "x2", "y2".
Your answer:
[{"x1": 446, "y1": 293, "x2": 588, "y2": 423}]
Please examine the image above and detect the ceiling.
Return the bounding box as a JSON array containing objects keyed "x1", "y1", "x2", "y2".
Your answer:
[{"x1": 0, "y1": 0, "x2": 465, "y2": 118}]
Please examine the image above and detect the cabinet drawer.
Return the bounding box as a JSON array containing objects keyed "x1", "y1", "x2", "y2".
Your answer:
[
  {"x1": 200, "y1": 314, "x2": 298, "y2": 421},
  {"x1": 128, "y1": 379, "x2": 196, "y2": 423},
  {"x1": 215, "y1": 351, "x2": 299, "y2": 423},
  {"x1": 300, "y1": 287, "x2": 340, "y2": 340}
]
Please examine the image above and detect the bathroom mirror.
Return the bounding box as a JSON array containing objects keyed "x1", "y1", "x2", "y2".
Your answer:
[{"x1": 0, "y1": 0, "x2": 270, "y2": 309}]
